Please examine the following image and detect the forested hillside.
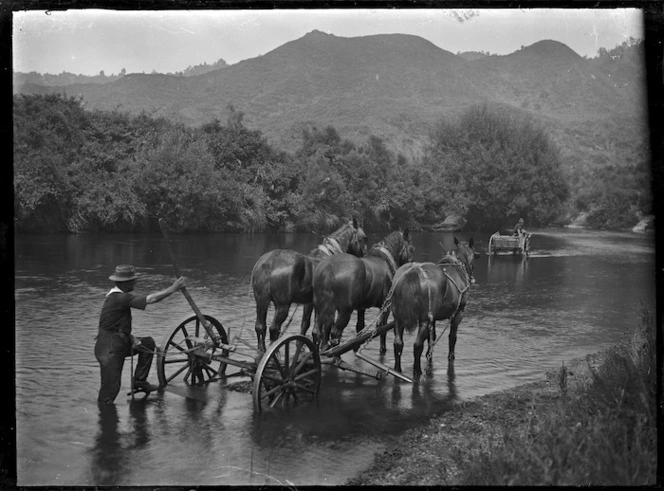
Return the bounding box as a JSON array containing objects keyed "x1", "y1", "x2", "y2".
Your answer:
[
  {"x1": 14, "y1": 93, "x2": 649, "y2": 234},
  {"x1": 13, "y1": 34, "x2": 652, "y2": 233}
]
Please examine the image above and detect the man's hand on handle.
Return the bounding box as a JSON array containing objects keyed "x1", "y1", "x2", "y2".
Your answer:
[{"x1": 171, "y1": 276, "x2": 186, "y2": 293}]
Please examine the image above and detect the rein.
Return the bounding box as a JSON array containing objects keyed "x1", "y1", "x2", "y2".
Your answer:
[{"x1": 437, "y1": 258, "x2": 470, "y2": 333}]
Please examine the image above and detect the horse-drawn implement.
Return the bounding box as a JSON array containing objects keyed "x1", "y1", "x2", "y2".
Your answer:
[
  {"x1": 488, "y1": 231, "x2": 531, "y2": 256},
  {"x1": 155, "y1": 220, "x2": 412, "y2": 414}
]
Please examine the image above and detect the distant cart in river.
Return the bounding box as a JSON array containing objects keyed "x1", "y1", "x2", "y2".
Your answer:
[{"x1": 488, "y1": 231, "x2": 532, "y2": 256}]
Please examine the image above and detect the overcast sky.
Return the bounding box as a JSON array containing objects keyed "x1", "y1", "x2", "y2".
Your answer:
[{"x1": 13, "y1": 8, "x2": 644, "y2": 76}]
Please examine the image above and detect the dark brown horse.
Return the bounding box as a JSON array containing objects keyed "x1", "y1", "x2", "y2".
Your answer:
[
  {"x1": 312, "y1": 229, "x2": 414, "y2": 352},
  {"x1": 391, "y1": 237, "x2": 477, "y2": 376},
  {"x1": 251, "y1": 218, "x2": 368, "y2": 352}
]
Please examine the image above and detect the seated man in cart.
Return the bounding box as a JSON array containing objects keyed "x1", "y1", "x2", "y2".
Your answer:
[
  {"x1": 513, "y1": 218, "x2": 527, "y2": 236},
  {"x1": 95, "y1": 264, "x2": 185, "y2": 405}
]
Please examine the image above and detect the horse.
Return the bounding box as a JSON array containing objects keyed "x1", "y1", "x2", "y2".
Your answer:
[
  {"x1": 312, "y1": 229, "x2": 414, "y2": 353},
  {"x1": 391, "y1": 237, "x2": 477, "y2": 376},
  {"x1": 251, "y1": 218, "x2": 368, "y2": 352}
]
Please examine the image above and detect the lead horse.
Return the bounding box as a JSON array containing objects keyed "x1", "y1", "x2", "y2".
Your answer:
[
  {"x1": 251, "y1": 218, "x2": 367, "y2": 352},
  {"x1": 312, "y1": 229, "x2": 414, "y2": 352},
  {"x1": 391, "y1": 237, "x2": 477, "y2": 376}
]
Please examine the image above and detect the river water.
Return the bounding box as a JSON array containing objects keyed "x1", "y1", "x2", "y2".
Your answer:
[{"x1": 14, "y1": 229, "x2": 655, "y2": 486}]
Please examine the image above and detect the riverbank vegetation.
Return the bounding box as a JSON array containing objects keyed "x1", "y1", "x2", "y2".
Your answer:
[
  {"x1": 14, "y1": 93, "x2": 650, "y2": 233},
  {"x1": 348, "y1": 304, "x2": 657, "y2": 486}
]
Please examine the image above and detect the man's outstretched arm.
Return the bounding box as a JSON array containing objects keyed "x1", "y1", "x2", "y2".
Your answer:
[{"x1": 146, "y1": 277, "x2": 185, "y2": 304}]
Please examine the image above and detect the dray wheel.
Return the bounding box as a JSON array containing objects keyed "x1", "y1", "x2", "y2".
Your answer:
[
  {"x1": 157, "y1": 314, "x2": 229, "y2": 388},
  {"x1": 253, "y1": 334, "x2": 321, "y2": 413}
]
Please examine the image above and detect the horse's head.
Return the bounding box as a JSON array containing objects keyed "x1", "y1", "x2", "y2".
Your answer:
[
  {"x1": 345, "y1": 217, "x2": 368, "y2": 257},
  {"x1": 453, "y1": 236, "x2": 477, "y2": 284},
  {"x1": 396, "y1": 228, "x2": 415, "y2": 266}
]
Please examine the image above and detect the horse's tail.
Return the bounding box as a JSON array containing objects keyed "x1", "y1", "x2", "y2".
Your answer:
[
  {"x1": 312, "y1": 264, "x2": 337, "y2": 329},
  {"x1": 392, "y1": 267, "x2": 424, "y2": 335},
  {"x1": 251, "y1": 252, "x2": 271, "y2": 305},
  {"x1": 292, "y1": 254, "x2": 307, "y2": 291}
]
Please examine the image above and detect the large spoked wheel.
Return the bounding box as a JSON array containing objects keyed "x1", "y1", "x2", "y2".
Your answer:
[
  {"x1": 253, "y1": 334, "x2": 321, "y2": 413},
  {"x1": 157, "y1": 315, "x2": 229, "y2": 388}
]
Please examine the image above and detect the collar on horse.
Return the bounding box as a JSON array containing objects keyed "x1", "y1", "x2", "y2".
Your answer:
[
  {"x1": 373, "y1": 245, "x2": 398, "y2": 275},
  {"x1": 317, "y1": 237, "x2": 344, "y2": 256}
]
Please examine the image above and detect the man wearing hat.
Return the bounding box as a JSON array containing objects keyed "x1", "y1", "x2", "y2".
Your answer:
[{"x1": 95, "y1": 264, "x2": 185, "y2": 405}]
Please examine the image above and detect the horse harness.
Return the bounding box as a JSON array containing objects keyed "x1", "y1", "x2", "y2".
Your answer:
[
  {"x1": 316, "y1": 236, "x2": 344, "y2": 256},
  {"x1": 373, "y1": 245, "x2": 399, "y2": 275}
]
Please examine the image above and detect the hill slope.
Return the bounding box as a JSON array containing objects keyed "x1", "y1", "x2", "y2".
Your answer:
[{"x1": 14, "y1": 32, "x2": 648, "y2": 164}]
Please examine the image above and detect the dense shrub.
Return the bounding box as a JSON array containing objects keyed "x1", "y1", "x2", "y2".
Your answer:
[
  {"x1": 421, "y1": 104, "x2": 570, "y2": 229},
  {"x1": 13, "y1": 94, "x2": 646, "y2": 233}
]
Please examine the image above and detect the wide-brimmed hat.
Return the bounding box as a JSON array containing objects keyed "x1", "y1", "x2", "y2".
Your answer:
[{"x1": 109, "y1": 264, "x2": 138, "y2": 282}]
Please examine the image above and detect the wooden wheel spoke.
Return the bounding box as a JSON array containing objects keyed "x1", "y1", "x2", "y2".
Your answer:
[
  {"x1": 290, "y1": 341, "x2": 305, "y2": 377},
  {"x1": 202, "y1": 363, "x2": 219, "y2": 377},
  {"x1": 261, "y1": 371, "x2": 286, "y2": 384},
  {"x1": 282, "y1": 341, "x2": 290, "y2": 374},
  {"x1": 293, "y1": 351, "x2": 313, "y2": 374},
  {"x1": 293, "y1": 367, "x2": 320, "y2": 382},
  {"x1": 164, "y1": 356, "x2": 190, "y2": 364},
  {"x1": 268, "y1": 389, "x2": 286, "y2": 408},
  {"x1": 168, "y1": 341, "x2": 188, "y2": 353},
  {"x1": 263, "y1": 383, "x2": 288, "y2": 400},
  {"x1": 292, "y1": 382, "x2": 315, "y2": 394},
  {"x1": 269, "y1": 352, "x2": 286, "y2": 379},
  {"x1": 164, "y1": 363, "x2": 190, "y2": 384}
]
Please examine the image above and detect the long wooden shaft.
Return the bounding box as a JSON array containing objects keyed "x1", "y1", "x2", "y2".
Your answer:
[
  {"x1": 158, "y1": 219, "x2": 217, "y2": 340},
  {"x1": 355, "y1": 351, "x2": 413, "y2": 383},
  {"x1": 321, "y1": 321, "x2": 395, "y2": 358}
]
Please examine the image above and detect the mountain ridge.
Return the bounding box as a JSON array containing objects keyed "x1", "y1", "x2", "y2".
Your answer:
[{"x1": 13, "y1": 31, "x2": 647, "y2": 163}]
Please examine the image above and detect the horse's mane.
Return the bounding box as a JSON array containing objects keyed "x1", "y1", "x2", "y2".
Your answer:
[
  {"x1": 437, "y1": 254, "x2": 461, "y2": 266},
  {"x1": 327, "y1": 221, "x2": 354, "y2": 242},
  {"x1": 369, "y1": 231, "x2": 406, "y2": 258}
]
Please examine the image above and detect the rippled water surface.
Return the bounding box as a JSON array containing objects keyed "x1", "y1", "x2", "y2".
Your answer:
[{"x1": 15, "y1": 229, "x2": 655, "y2": 486}]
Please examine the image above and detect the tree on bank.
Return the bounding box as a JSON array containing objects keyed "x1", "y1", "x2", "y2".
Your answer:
[{"x1": 422, "y1": 104, "x2": 570, "y2": 229}]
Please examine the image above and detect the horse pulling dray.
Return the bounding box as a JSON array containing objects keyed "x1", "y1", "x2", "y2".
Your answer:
[
  {"x1": 488, "y1": 231, "x2": 531, "y2": 256},
  {"x1": 154, "y1": 220, "x2": 411, "y2": 414}
]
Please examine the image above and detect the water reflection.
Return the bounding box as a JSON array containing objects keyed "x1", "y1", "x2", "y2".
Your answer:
[
  {"x1": 487, "y1": 254, "x2": 528, "y2": 287},
  {"x1": 127, "y1": 400, "x2": 151, "y2": 449},
  {"x1": 91, "y1": 403, "x2": 124, "y2": 486}
]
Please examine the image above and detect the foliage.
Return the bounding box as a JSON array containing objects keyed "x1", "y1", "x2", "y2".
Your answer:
[
  {"x1": 13, "y1": 94, "x2": 646, "y2": 233},
  {"x1": 456, "y1": 307, "x2": 656, "y2": 486},
  {"x1": 422, "y1": 104, "x2": 570, "y2": 229}
]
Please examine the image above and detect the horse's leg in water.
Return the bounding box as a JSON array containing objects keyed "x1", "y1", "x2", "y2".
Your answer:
[
  {"x1": 378, "y1": 308, "x2": 390, "y2": 355},
  {"x1": 393, "y1": 322, "x2": 405, "y2": 373},
  {"x1": 300, "y1": 303, "x2": 314, "y2": 337},
  {"x1": 254, "y1": 298, "x2": 269, "y2": 352},
  {"x1": 413, "y1": 320, "x2": 431, "y2": 376},
  {"x1": 268, "y1": 304, "x2": 290, "y2": 343},
  {"x1": 448, "y1": 310, "x2": 463, "y2": 360},
  {"x1": 329, "y1": 309, "x2": 352, "y2": 348},
  {"x1": 426, "y1": 320, "x2": 437, "y2": 360},
  {"x1": 356, "y1": 309, "x2": 365, "y2": 333}
]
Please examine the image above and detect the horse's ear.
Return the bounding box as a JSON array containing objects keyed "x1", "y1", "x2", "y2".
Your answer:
[
  {"x1": 469, "y1": 237, "x2": 474, "y2": 249},
  {"x1": 352, "y1": 216, "x2": 358, "y2": 229},
  {"x1": 454, "y1": 236, "x2": 460, "y2": 247},
  {"x1": 403, "y1": 228, "x2": 410, "y2": 241}
]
